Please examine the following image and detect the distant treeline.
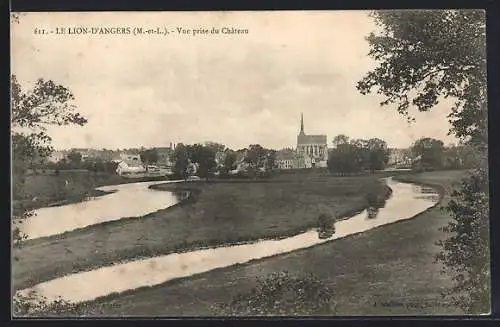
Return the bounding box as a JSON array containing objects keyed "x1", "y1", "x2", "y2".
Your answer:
[
  {"x1": 327, "y1": 135, "x2": 479, "y2": 174},
  {"x1": 30, "y1": 154, "x2": 119, "y2": 174},
  {"x1": 327, "y1": 136, "x2": 389, "y2": 174}
]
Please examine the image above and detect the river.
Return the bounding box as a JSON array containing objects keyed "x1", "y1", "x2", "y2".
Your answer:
[
  {"x1": 16, "y1": 177, "x2": 440, "y2": 304},
  {"x1": 15, "y1": 180, "x2": 184, "y2": 240}
]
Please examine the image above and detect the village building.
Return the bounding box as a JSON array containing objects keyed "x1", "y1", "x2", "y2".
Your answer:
[
  {"x1": 387, "y1": 148, "x2": 413, "y2": 168},
  {"x1": 296, "y1": 113, "x2": 328, "y2": 168},
  {"x1": 275, "y1": 114, "x2": 329, "y2": 170},
  {"x1": 275, "y1": 148, "x2": 297, "y2": 170},
  {"x1": 115, "y1": 153, "x2": 146, "y2": 176},
  {"x1": 46, "y1": 150, "x2": 66, "y2": 163}
]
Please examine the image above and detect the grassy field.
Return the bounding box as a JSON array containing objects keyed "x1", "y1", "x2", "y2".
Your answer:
[
  {"x1": 13, "y1": 172, "x2": 169, "y2": 212},
  {"x1": 12, "y1": 173, "x2": 388, "y2": 292},
  {"x1": 56, "y1": 170, "x2": 470, "y2": 316}
]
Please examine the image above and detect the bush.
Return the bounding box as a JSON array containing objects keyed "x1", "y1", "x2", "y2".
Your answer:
[
  {"x1": 13, "y1": 291, "x2": 74, "y2": 317},
  {"x1": 317, "y1": 213, "x2": 336, "y2": 239},
  {"x1": 436, "y1": 166, "x2": 490, "y2": 313},
  {"x1": 213, "y1": 271, "x2": 335, "y2": 316}
]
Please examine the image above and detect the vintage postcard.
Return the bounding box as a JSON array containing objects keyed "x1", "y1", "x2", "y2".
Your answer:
[{"x1": 10, "y1": 10, "x2": 489, "y2": 317}]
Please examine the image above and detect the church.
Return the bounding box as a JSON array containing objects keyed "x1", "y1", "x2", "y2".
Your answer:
[{"x1": 276, "y1": 114, "x2": 328, "y2": 169}]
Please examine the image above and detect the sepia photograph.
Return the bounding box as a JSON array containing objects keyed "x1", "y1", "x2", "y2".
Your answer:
[{"x1": 10, "y1": 10, "x2": 489, "y2": 317}]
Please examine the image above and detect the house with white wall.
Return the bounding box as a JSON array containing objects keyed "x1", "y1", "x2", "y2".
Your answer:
[{"x1": 115, "y1": 153, "x2": 146, "y2": 176}]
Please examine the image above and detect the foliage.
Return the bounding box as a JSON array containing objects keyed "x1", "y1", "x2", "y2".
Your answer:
[
  {"x1": 11, "y1": 75, "x2": 87, "y2": 245},
  {"x1": 436, "y1": 165, "x2": 490, "y2": 313},
  {"x1": 358, "y1": 9, "x2": 489, "y2": 313},
  {"x1": 442, "y1": 143, "x2": 478, "y2": 170},
  {"x1": 332, "y1": 134, "x2": 350, "y2": 148},
  {"x1": 244, "y1": 144, "x2": 268, "y2": 169},
  {"x1": 11, "y1": 75, "x2": 87, "y2": 131},
  {"x1": 66, "y1": 150, "x2": 83, "y2": 169},
  {"x1": 46, "y1": 157, "x2": 118, "y2": 174},
  {"x1": 317, "y1": 213, "x2": 336, "y2": 239},
  {"x1": 327, "y1": 135, "x2": 389, "y2": 174},
  {"x1": 328, "y1": 143, "x2": 362, "y2": 174},
  {"x1": 139, "y1": 148, "x2": 160, "y2": 171},
  {"x1": 204, "y1": 141, "x2": 226, "y2": 154},
  {"x1": 12, "y1": 218, "x2": 30, "y2": 247},
  {"x1": 411, "y1": 137, "x2": 445, "y2": 170},
  {"x1": 214, "y1": 271, "x2": 336, "y2": 316},
  {"x1": 357, "y1": 138, "x2": 390, "y2": 172},
  {"x1": 266, "y1": 149, "x2": 277, "y2": 171},
  {"x1": 172, "y1": 143, "x2": 190, "y2": 180},
  {"x1": 11, "y1": 74, "x2": 87, "y2": 177},
  {"x1": 237, "y1": 144, "x2": 276, "y2": 177},
  {"x1": 13, "y1": 291, "x2": 74, "y2": 317},
  {"x1": 222, "y1": 149, "x2": 237, "y2": 173},
  {"x1": 186, "y1": 144, "x2": 217, "y2": 178},
  {"x1": 357, "y1": 10, "x2": 487, "y2": 145}
]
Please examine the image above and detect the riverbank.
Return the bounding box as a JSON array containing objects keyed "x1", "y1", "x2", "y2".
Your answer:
[
  {"x1": 51, "y1": 170, "x2": 468, "y2": 316},
  {"x1": 12, "y1": 174, "x2": 388, "y2": 292},
  {"x1": 13, "y1": 172, "x2": 170, "y2": 213}
]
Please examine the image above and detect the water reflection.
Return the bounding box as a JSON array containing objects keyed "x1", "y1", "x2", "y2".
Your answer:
[
  {"x1": 175, "y1": 191, "x2": 190, "y2": 201},
  {"x1": 412, "y1": 185, "x2": 438, "y2": 194},
  {"x1": 365, "y1": 187, "x2": 390, "y2": 219},
  {"x1": 16, "y1": 178, "x2": 440, "y2": 305},
  {"x1": 411, "y1": 185, "x2": 441, "y2": 203}
]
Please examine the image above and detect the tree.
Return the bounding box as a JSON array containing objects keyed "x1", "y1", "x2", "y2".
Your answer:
[
  {"x1": 443, "y1": 145, "x2": 462, "y2": 170},
  {"x1": 204, "y1": 141, "x2": 226, "y2": 154},
  {"x1": 172, "y1": 143, "x2": 190, "y2": 180},
  {"x1": 442, "y1": 143, "x2": 477, "y2": 170},
  {"x1": 457, "y1": 143, "x2": 480, "y2": 169},
  {"x1": 244, "y1": 144, "x2": 267, "y2": 170},
  {"x1": 436, "y1": 165, "x2": 489, "y2": 313},
  {"x1": 223, "y1": 149, "x2": 237, "y2": 174},
  {"x1": 365, "y1": 138, "x2": 390, "y2": 172},
  {"x1": 139, "y1": 148, "x2": 159, "y2": 172},
  {"x1": 197, "y1": 146, "x2": 217, "y2": 178},
  {"x1": 11, "y1": 74, "x2": 87, "y2": 227},
  {"x1": 357, "y1": 10, "x2": 488, "y2": 313},
  {"x1": 327, "y1": 143, "x2": 362, "y2": 175},
  {"x1": 103, "y1": 160, "x2": 119, "y2": 174},
  {"x1": 411, "y1": 137, "x2": 445, "y2": 170},
  {"x1": 332, "y1": 134, "x2": 350, "y2": 148},
  {"x1": 67, "y1": 151, "x2": 82, "y2": 169},
  {"x1": 265, "y1": 149, "x2": 277, "y2": 171},
  {"x1": 328, "y1": 137, "x2": 389, "y2": 173},
  {"x1": 11, "y1": 75, "x2": 87, "y2": 150},
  {"x1": 357, "y1": 10, "x2": 487, "y2": 147},
  {"x1": 186, "y1": 144, "x2": 216, "y2": 178}
]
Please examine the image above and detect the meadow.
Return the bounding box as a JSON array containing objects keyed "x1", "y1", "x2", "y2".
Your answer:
[
  {"x1": 56, "y1": 170, "x2": 468, "y2": 316},
  {"x1": 13, "y1": 172, "x2": 388, "y2": 292}
]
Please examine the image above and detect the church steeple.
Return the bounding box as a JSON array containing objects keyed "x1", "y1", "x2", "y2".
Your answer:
[{"x1": 300, "y1": 112, "x2": 305, "y2": 135}]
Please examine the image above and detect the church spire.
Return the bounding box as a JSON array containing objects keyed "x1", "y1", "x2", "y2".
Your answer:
[{"x1": 300, "y1": 112, "x2": 304, "y2": 134}]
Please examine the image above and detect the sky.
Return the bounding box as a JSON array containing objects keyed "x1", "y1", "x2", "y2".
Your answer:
[{"x1": 11, "y1": 11, "x2": 459, "y2": 150}]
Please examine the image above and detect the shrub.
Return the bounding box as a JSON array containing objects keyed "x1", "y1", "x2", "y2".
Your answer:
[
  {"x1": 13, "y1": 291, "x2": 74, "y2": 317},
  {"x1": 436, "y1": 166, "x2": 490, "y2": 313},
  {"x1": 317, "y1": 213, "x2": 336, "y2": 239},
  {"x1": 213, "y1": 271, "x2": 336, "y2": 316}
]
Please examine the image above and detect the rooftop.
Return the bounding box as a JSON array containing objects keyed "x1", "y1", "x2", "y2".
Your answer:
[
  {"x1": 297, "y1": 134, "x2": 327, "y2": 145},
  {"x1": 276, "y1": 149, "x2": 297, "y2": 161}
]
